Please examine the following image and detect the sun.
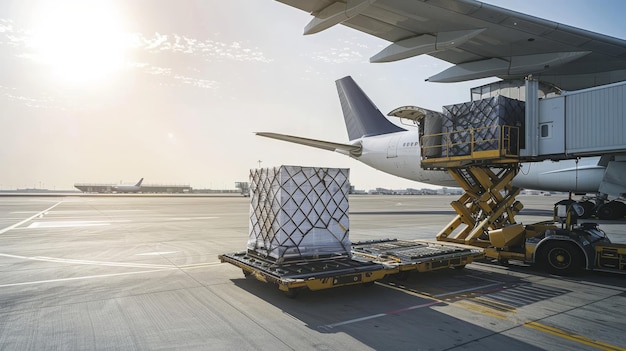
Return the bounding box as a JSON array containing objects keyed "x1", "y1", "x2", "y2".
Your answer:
[{"x1": 29, "y1": 0, "x2": 129, "y2": 85}]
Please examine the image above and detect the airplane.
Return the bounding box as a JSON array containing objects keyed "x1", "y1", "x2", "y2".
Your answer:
[
  {"x1": 260, "y1": 0, "x2": 626, "y2": 220},
  {"x1": 112, "y1": 178, "x2": 143, "y2": 193}
]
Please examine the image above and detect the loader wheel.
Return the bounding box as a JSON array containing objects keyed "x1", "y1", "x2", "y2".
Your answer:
[
  {"x1": 284, "y1": 287, "x2": 302, "y2": 298},
  {"x1": 394, "y1": 271, "x2": 411, "y2": 281},
  {"x1": 577, "y1": 201, "x2": 595, "y2": 219},
  {"x1": 596, "y1": 201, "x2": 626, "y2": 220},
  {"x1": 539, "y1": 241, "x2": 583, "y2": 275}
]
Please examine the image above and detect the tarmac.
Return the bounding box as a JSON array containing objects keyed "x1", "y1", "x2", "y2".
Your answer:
[{"x1": 0, "y1": 194, "x2": 625, "y2": 350}]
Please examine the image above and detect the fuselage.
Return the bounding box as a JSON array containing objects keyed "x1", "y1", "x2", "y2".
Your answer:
[
  {"x1": 112, "y1": 185, "x2": 141, "y2": 193},
  {"x1": 353, "y1": 130, "x2": 604, "y2": 193},
  {"x1": 112, "y1": 178, "x2": 143, "y2": 193}
]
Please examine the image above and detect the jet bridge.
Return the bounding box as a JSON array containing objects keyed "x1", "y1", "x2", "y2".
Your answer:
[{"x1": 491, "y1": 79, "x2": 625, "y2": 161}]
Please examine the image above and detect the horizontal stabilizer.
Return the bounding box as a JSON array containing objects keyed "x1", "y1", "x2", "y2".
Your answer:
[{"x1": 256, "y1": 132, "x2": 362, "y2": 157}]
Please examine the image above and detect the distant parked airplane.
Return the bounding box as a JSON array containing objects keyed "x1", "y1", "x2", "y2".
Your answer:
[{"x1": 112, "y1": 178, "x2": 143, "y2": 193}]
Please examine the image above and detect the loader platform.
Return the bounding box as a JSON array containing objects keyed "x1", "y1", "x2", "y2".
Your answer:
[{"x1": 219, "y1": 239, "x2": 483, "y2": 296}]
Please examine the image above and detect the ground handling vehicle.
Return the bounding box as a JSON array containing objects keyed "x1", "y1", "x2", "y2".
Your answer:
[{"x1": 483, "y1": 202, "x2": 626, "y2": 275}]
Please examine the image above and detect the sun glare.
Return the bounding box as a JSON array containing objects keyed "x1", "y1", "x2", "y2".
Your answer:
[{"x1": 29, "y1": 0, "x2": 129, "y2": 85}]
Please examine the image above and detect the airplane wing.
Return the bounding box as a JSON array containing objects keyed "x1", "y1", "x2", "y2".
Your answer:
[
  {"x1": 275, "y1": 0, "x2": 626, "y2": 90},
  {"x1": 256, "y1": 132, "x2": 362, "y2": 157}
]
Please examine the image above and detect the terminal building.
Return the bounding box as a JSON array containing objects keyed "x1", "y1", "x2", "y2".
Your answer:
[{"x1": 74, "y1": 183, "x2": 192, "y2": 194}]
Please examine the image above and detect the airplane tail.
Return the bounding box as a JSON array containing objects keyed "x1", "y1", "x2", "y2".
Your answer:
[
  {"x1": 335, "y1": 76, "x2": 406, "y2": 141},
  {"x1": 135, "y1": 178, "x2": 144, "y2": 187}
]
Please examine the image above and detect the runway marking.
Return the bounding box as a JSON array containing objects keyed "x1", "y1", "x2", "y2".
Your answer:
[
  {"x1": 0, "y1": 268, "x2": 174, "y2": 288},
  {"x1": 319, "y1": 300, "x2": 442, "y2": 330},
  {"x1": 452, "y1": 300, "x2": 508, "y2": 320},
  {"x1": 321, "y1": 280, "x2": 512, "y2": 331},
  {"x1": 136, "y1": 251, "x2": 179, "y2": 256},
  {"x1": 169, "y1": 217, "x2": 218, "y2": 221},
  {"x1": 433, "y1": 282, "x2": 502, "y2": 298},
  {"x1": 0, "y1": 252, "x2": 223, "y2": 270},
  {"x1": 27, "y1": 221, "x2": 111, "y2": 228},
  {"x1": 0, "y1": 201, "x2": 63, "y2": 235},
  {"x1": 178, "y1": 262, "x2": 223, "y2": 269},
  {"x1": 379, "y1": 278, "x2": 625, "y2": 350},
  {"x1": 318, "y1": 281, "x2": 446, "y2": 330},
  {"x1": 0, "y1": 253, "x2": 175, "y2": 269},
  {"x1": 525, "y1": 321, "x2": 626, "y2": 351}
]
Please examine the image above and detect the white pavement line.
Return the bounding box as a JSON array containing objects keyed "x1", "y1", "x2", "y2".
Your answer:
[
  {"x1": 0, "y1": 201, "x2": 63, "y2": 235},
  {"x1": 319, "y1": 300, "x2": 441, "y2": 330},
  {"x1": 178, "y1": 262, "x2": 223, "y2": 269},
  {"x1": 169, "y1": 217, "x2": 218, "y2": 221},
  {"x1": 0, "y1": 268, "x2": 175, "y2": 288},
  {"x1": 136, "y1": 251, "x2": 179, "y2": 256},
  {"x1": 0, "y1": 253, "x2": 175, "y2": 269},
  {"x1": 27, "y1": 221, "x2": 111, "y2": 229}
]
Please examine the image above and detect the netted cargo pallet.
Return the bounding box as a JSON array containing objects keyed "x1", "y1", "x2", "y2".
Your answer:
[
  {"x1": 248, "y1": 166, "x2": 351, "y2": 261},
  {"x1": 441, "y1": 95, "x2": 524, "y2": 157}
]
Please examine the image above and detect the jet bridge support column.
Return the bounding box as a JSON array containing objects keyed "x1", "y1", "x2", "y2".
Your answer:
[
  {"x1": 522, "y1": 77, "x2": 539, "y2": 157},
  {"x1": 436, "y1": 165, "x2": 523, "y2": 247}
]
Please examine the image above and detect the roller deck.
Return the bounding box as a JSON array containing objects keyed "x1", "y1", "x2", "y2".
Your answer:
[{"x1": 219, "y1": 239, "x2": 483, "y2": 295}]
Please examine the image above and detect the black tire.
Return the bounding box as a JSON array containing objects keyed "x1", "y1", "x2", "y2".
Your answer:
[
  {"x1": 615, "y1": 201, "x2": 626, "y2": 219},
  {"x1": 538, "y1": 241, "x2": 584, "y2": 275},
  {"x1": 577, "y1": 200, "x2": 595, "y2": 219},
  {"x1": 597, "y1": 202, "x2": 622, "y2": 220},
  {"x1": 555, "y1": 199, "x2": 575, "y2": 207},
  {"x1": 394, "y1": 271, "x2": 411, "y2": 281},
  {"x1": 284, "y1": 287, "x2": 301, "y2": 298}
]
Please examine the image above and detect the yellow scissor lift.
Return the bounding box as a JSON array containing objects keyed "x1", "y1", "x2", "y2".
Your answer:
[
  {"x1": 421, "y1": 126, "x2": 626, "y2": 275},
  {"x1": 421, "y1": 125, "x2": 526, "y2": 248}
]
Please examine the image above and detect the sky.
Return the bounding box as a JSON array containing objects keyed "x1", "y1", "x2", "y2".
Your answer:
[{"x1": 1, "y1": 0, "x2": 625, "y2": 191}]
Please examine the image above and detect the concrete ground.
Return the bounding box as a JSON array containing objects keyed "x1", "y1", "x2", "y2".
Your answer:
[{"x1": 0, "y1": 195, "x2": 624, "y2": 350}]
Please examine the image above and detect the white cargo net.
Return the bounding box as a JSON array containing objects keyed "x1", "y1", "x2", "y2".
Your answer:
[{"x1": 248, "y1": 166, "x2": 351, "y2": 262}]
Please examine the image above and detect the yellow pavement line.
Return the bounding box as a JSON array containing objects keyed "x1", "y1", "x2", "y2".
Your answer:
[
  {"x1": 375, "y1": 281, "x2": 442, "y2": 300},
  {"x1": 452, "y1": 300, "x2": 508, "y2": 320},
  {"x1": 525, "y1": 321, "x2": 626, "y2": 351}
]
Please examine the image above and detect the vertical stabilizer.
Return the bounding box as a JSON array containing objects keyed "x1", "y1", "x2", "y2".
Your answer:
[
  {"x1": 135, "y1": 178, "x2": 144, "y2": 186},
  {"x1": 336, "y1": 76, "x2": 406, "y2": 141}
]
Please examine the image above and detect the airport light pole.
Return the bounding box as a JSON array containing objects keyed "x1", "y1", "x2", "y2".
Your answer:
[{"x1": 258, "y1": 160, "x2": 262, "y2": 169}]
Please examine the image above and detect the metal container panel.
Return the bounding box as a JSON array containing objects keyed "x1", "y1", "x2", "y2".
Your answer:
[
  {"x1": 565, "y1": 82, "x2": 626, "y2": 155},
  {"x1": 538, "y1": 96, "x2": 565, "y2": 155}
]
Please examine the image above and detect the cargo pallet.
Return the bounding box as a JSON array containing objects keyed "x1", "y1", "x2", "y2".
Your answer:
[{"x1": 219, "y1": 239, "x2": 483, "y2": 296}]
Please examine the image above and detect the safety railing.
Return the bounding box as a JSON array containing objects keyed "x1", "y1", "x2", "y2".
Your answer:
[{"x1": 420, "y1": 125, "x2": 520, "y2": 164}]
